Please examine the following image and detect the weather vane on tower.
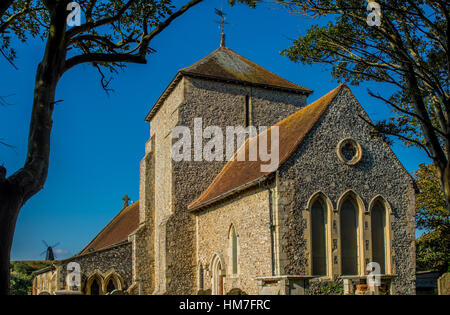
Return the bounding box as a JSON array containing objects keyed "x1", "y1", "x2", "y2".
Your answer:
[{"x1": 214, "y1": 7, "x2": 229, "y2": 47}]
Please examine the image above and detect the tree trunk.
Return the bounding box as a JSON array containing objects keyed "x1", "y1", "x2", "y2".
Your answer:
[
  {"x1": 0, "y1": 172, "x2": 23, "y2": 295},
  {"x1": 0, "y1": 3, "x2": 67, "y2": 295}
]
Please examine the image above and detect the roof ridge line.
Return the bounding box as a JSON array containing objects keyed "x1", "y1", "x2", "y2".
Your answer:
[
  {"x1": 78, "y1": 201, "x2": 139, "y2": 255},
  {"x1": 223, "y1": 47, "x2": 313, "y2": 93}
]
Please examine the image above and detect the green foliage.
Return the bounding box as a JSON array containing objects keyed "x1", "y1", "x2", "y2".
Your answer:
[
  {"x1": 414, "y1": 163, "x2": 450, "y2": 273},
  {"x1": 226, "y1": 288, "x2": 248, "y2": 295},
  {"x1": 229, "y1": 0, "x2": 257, "y2": 8},
  {"x1": 319, "y1": 281, "x2": 344, "y2": 295},
  {"x1": 9, "y1": 261, "x2": 50, "y2": 295},
  {"x1": 416, "y1": 229, "x2": 450, "y2": 273},
  {"x1": 10, "y1": 270, "x2": 33, "y2": 295}
]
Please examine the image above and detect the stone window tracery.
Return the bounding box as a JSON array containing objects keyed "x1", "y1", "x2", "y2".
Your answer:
[
  {"x1": 229, "y1": 225, "x2": 238, "y2": 275},
  {"x1": 337, "y1": 138, "x2": 362, "y2": 165},
  {"x1": 340, "y1": 196, "x2": 359, "y2": 275},
  {"x1": 371, "y1": 200, "x2": 387, "y2": 274},
  {"x1": 311, "y1": 198, "x2": 327, "y2": 276}
]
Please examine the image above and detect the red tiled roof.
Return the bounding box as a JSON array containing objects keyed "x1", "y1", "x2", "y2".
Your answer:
[
  {"x1": 79, "y1": 201, "x2": 139, "y2": 255},
  {"x1": 181, "y1": 47, "x2": 313, "y2": 94},
  {"x1": 188, "y1": 84, "x2": 345, "y2": 211},
  {"x1": 145, "y1": 47, "x2": 312, "y2": 121}
]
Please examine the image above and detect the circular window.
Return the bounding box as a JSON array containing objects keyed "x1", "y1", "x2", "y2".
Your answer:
[{"x1": 337, "y1": 138, "x2": 362, "y2": 165}]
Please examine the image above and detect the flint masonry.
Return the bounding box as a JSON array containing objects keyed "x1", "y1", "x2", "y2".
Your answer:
[{"x1": 33, "y1": 44, "x2": 416, "y2": 295}]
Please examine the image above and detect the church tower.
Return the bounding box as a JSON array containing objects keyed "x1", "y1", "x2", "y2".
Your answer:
[{"x1": 130, "y1": 45, "x2": 312, "y2": 294}]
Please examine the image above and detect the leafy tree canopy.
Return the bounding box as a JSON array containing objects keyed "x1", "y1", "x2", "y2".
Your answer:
[
  {"x1": 9, "y1": 261, "x2": 50, "y2": 295},
  {"x1": 414, "y1": 163, "x2": 450, "y2": 273}
]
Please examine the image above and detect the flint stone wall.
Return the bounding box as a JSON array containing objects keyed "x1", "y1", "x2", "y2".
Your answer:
[
  {"x1": 130, "y1": 135, "x2": 156, "y2": 295},
  {"x1": 164, "y1": 77, "x2": 306, "y2": 294},
  {"x1": 57, "y1": 242, "x2": 132, "y2": 292},
  {"x1": 277, "y1": 86, "x2": 416, "y2": 294},
  {"x1": 196, "y1": 187, "x2": 273, "y2": 295}
]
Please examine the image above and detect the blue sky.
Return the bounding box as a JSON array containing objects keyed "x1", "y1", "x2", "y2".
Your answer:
[{"x1": 1, "y1": 0, "x2": 429, "y2": 261}]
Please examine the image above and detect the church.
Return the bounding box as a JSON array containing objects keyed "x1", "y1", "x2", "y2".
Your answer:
[{"x1": 32, "y1": 40, "x2": 416, "y2": 295}]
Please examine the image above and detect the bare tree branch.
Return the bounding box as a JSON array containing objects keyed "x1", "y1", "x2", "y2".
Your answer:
[
  {"x1": 358, "y1": 114, "x2": 433, "y2": 159},
  {"x1": 64, "y1": 0, "x2": 204, "y2": 73}
]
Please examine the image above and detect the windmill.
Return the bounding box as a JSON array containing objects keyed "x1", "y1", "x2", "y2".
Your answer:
[{"x1": 40, "y1": 240, "x2": 60, "y2": 261}]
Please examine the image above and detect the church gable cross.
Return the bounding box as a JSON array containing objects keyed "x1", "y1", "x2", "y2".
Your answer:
[{"x1": 122, "y1": 194, "x2": 131, "y2": 208}]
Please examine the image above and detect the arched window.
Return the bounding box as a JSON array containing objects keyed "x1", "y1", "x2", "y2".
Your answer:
[
  {"x1": 90, "y1": 278, "x2": 101, "y2": 295},
  {"x1": 371, "y1": 200, "x2": 387, "y2": 274},
  {"x1": 245, "y1": 95, "x2": 251, "y2": 127},
  {"x1": 311, "y1": 198, "x2": 327, "y2": 276},
  {"x1": 86, "y1": 273, "x2": 104, "y2": 295},
  {"x1": 106, "y1": 278, "x2": 116, "y2": 293},
  {"x1": 340, "y1": 196, "x2": 359, "y2": 275},
  {"x1": 230, "y1": 225, "x2": 238, "y2": 274}
]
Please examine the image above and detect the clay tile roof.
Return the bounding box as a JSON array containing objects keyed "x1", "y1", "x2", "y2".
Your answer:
[
  {"x1": 181, "y1": 47, "x2": 312, "y2": 94},
  {"x1": 145, "y1": 47, "x2": 313, "y2": 122},
  {"x1": 79, "y1": 201, "x2": 139, "y2": 255},
  {"x1": 188, "y1": 84, "x2": 345, "y2": 211}
]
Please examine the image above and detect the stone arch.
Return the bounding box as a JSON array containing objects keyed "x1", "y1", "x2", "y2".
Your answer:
[
  {"x1": 338, "y1": 190, "x2": 365, "y2": 276},
  {"x1": 368, "y1": 195, "x2": 393, "y2": 275},
  {"x1": 102, "y1": 269, "x2": 124, "y2": 294},
  {"x1": 368, "y1": 195, "x2": 392, "y2": 215},
  {"x1": 228, "y1": 223, "x2": 239, "y2": 275},
  {"x1": 306, "y1": 191, "x2": 334, "y2": 211},
  {"x1": 307, "y1": 191, "x2": 333, "y2": 277},
  {"x1": 227, "y1": 222, "x2": 240, "y2": 237},
  {"x1": 85, "y1": 270, "x2": 104, "y2": 295},
  {"x1": 336, "y1": 189, "x2": 365, "y2": 213},
  {"x1": 210, "y1": 253, "x2": 226, "y2": 295}
]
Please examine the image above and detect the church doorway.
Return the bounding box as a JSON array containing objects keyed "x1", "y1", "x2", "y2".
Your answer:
[
  {"x1": 212, "y1": 255, "x2": 225, "y2": 295},
  {"x1": 340, "y1": 197, "x2": 359, "y2": 275}
]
